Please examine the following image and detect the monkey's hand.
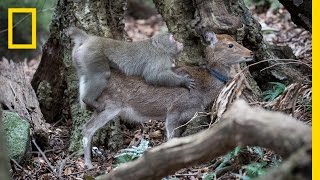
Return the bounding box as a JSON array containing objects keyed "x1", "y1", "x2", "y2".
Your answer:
[{"x1": 183, "y1": 75, "x2": 196, "y2": 90}]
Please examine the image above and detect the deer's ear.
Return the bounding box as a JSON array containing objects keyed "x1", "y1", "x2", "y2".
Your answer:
[
  {"x1": 203, "y1": 31, "x2": 218, "y2": 47},
  {"x1": 208, "y1": 32, "x2": 218, "y2": 47}
]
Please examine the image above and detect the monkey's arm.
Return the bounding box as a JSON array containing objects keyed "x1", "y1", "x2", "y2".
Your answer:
[{"x1": 145, "y1": 69, "x2": 195, "y2": 90}]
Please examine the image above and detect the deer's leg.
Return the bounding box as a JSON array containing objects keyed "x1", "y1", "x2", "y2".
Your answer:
[
  {"x1": 165, "y1": 96, "x2": 203, "y2": 139},
  {"x1": 82, "y1": 109, "x2": 120, "y2": 168}
]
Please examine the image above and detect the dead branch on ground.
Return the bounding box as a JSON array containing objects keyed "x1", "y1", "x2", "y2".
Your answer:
[{"x1": 98, "y1": 99, "x2": 311, "y2": 180}]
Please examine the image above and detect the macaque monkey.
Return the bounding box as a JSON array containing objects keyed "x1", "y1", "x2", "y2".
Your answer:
[
  {"x1": 81, "y1": 32, "x2": 254, "y2": 168},
  {"x1": 66, "y1": 27, "x2": 195, "y2": 111}
]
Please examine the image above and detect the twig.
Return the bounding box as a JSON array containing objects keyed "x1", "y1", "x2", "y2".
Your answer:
[
  {"x1": 11, "y1": 158, "x2": 33, "y2": 178},
  {"x1": 32, "y1": 139, "x2": 57, "y2": 175},
  {"x1": 65, "y1": 167, "x2": 97, "y2": 176},
  {"x1": 260, "y1": 61, "x2": 311, "y2": 72},
  {"x1": 58, "y1": 151, "x2": 78, "y2": 178},
  {"x1": 216, "y1": 166, "x2": 232, "y2": 177},
  {"x1": 208, "y1": 158, "x2": 223, "y2": 169},
  {"x1": 234, "y1": 58, "x2": 310, "y2": 79},
  {"x1": 171, "y1": 112, "x2": 210, "y2": 139},
  {"x1": 174, "y1": 173, "x2": 198, "y2": 177}
]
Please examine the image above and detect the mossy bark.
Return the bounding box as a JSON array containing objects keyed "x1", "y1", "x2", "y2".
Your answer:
[{"x1": 0, "y1": 107, "x2": 10, "y2": 180}]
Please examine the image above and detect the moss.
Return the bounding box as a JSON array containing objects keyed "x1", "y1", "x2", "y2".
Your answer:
[
  {"x1": 3, "y1": 111, "x2": 30, "y2": 162},
  {"x1": 37, "y1": 80, "x2": 53, "y2": 109}
]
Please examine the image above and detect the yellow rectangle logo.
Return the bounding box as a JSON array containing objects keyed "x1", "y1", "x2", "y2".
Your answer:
[{"x1": 8, "y1": 8, "x2": 36, "y2": 49}]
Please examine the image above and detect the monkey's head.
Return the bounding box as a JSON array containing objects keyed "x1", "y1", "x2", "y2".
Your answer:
[{"x1": 151, "y1": 33, "x2": 184, "y2": 57}]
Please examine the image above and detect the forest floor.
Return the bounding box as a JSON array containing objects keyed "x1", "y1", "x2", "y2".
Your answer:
[{"x1": 12, "y1": 6, "x2": 311, "y2": 180}]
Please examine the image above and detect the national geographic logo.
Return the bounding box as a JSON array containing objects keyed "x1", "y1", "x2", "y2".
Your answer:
[{"x1": 8, "y1": 8, "x2": 36, "y2": 49}]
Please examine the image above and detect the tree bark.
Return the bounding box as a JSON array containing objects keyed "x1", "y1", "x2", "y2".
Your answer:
[
  {"x1": 0, "y1": 104, "x2": 10, "y2": 180},
  {"x1": 278, "y1": 0, "x2": 311, "y2": 32},
  {"x1": 0, "y1": 59, "x2": 49, "y2": 145},
  {"x1": 99, "y1": 100, "x2": 311, "y2": 180},
  {"x1": 154, "y1": 0, "x2": 306, "y2": 86}
]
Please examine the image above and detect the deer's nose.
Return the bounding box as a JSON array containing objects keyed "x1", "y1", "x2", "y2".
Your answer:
[{"x1": 250, "y1": 52, "x2": 254, "y2": 56}]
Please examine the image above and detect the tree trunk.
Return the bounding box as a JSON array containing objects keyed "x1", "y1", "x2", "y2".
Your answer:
[
  {"x1": 0, "y1": 105, "x2": 10, "y2": 180},
  {"x1": 278, "y1": 0, "x2": 311, "y2": 32},
  {"x1": 32, "y1": 0, "x2": 127, "y2": 151},
  {"x1": 154, "y1": 0, "x2": 306, "y2": 86},
  {"x1": 0, "y1": 59, "x2": 49, "y2": 145}
]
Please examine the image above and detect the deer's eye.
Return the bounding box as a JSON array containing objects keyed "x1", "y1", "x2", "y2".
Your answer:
[{"x1": 228, "y1": 44, "x2": 234, "y2": 48}]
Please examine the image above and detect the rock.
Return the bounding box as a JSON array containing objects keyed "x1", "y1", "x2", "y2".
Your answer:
[{"x1": 3, "y1": 111, "x2": 30, "y2": 162}]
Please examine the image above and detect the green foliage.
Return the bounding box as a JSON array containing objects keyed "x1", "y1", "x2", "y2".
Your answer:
[
  {"x1": 204, "y1": 146, "x2": 281, "y2": 180},
  {"x1": 252, "y1": 146, "x2": 264, "y2": 159},
  {"x1": 201, "y1": 146, "x2": 241, "y2": 180},
  {"x1": 137, "y1": 0, "x2": 155, "y2": 8},
  {"x1": 243, "y1": 162, "x2": 267, "y2": 177},
  {"x1": 262, "y1": 82, "x2": 286, "y2": 101},
  {"x1": 218, "y1": 146, "x2": 241, "y2": 169},
  {"x1": 244, "y1": 0, "x2": 281, "y2": 11},
  {"x1": 202, "y1": 172, "x2": 216, "y2": 180},
  {"x1": 1, "y1": 0, "x2": 57, "y2": 31},
  {"x1": 114, "y1": 139, "x2": 149, "y2": 166},
  {"x1": 0, "y1": 0, "x2": 57, "y2": 59},
  {"x1": 234, "y1": 147, "x2": 281, "y2": 180}
]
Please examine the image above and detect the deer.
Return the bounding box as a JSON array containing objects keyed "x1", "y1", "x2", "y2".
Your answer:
[{"x1": 81, "y1": 32, "x2": 254, "y2": 168}]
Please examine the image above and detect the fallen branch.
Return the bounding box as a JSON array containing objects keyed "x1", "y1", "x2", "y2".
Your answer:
[
  {"x1": 32, "y1": 139, "x2": 57, "y2": 176},
  {"x1": 99, "y1": 99, "x2": 311, "y2": 180}
]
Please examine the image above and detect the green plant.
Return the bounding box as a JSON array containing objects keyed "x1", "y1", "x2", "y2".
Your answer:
[
  {"x1": 243, "y1": 162, "x2": 267, "y2": 177},
  {"x1": 201, "y1": 146, "x2": 241, "y2": 180},
  {"x1": 234, "y1": 147, "x2": 281, "y2": 180},
  {"x1": 202, "y1": 172, "x2": 216, "y2": 180},
  {"x1": 262, "y1": 82, "x2": 286, "y2": 101},
  {"x1": 244, "y1": 0, "x2": 281, "y2": 10},
  {"x1": 114, "y1": 139, "x2": 149, "y2": 166}
]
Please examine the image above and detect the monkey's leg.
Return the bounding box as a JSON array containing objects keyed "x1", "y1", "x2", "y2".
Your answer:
[
  {"x1": 82, "y1": 108, "x2": 121, "y2": 168},
  {"x1": 82, "y1": 73, "x2": 109, "y2": 112}
]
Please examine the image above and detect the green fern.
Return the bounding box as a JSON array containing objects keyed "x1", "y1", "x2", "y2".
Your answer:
[
  {"x1": 262, "y1": 82, "x2": 286, "y2": 101},
  {"x1": 202, "y1": 172, "x2": 216, "y2": 180},
  {"x1": 252, "y1": 146, "x2": 264, "y2": 159},
  {"x1": 243, "y1": 162, "x2": 267, "y2": 177},
  {"x1": 114, "y1": 139, "x2": 149, "y2": 166},
  {"x1": 202, "y1": 146, "x2": 241, "y2": 180}
]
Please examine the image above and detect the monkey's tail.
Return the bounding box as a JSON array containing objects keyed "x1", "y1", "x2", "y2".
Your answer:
[{"x1": 65, "y1": 26, "x2": 89, "y2": 44}]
